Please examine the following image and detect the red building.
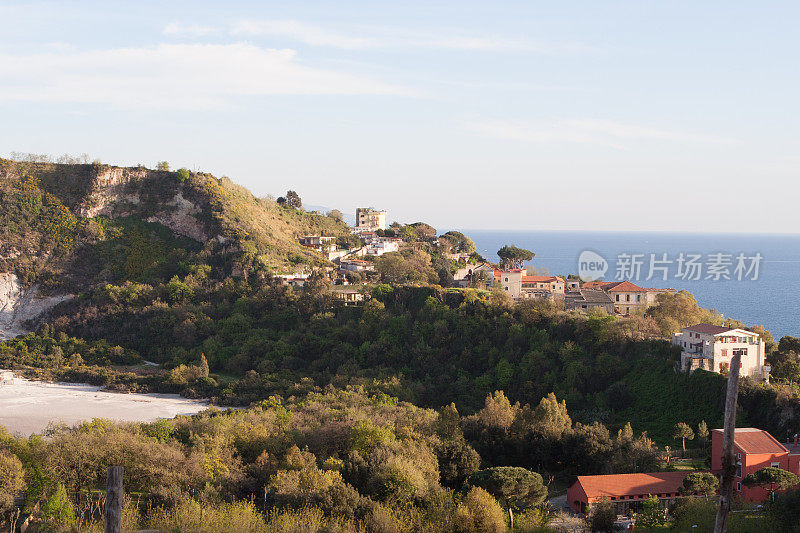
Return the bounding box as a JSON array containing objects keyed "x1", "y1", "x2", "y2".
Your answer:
[
  {"x1": 567, "y1": 472, "x2": 689, "y2": 515},
  {"x1": 711, "y1": 427, "x2": 800, "y2": 502}
]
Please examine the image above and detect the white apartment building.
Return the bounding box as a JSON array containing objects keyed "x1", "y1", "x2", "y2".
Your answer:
[
  {"x1": 365, "y1": 238, "x2": 400, "y2": 257},
  {"x1": 672, "y1": 323, "x2": 767, "y2": 379}
]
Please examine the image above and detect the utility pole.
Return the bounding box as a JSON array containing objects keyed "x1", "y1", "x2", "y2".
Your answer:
[
  {"x1": 714, "y1": 354, "x2": 741, "y2": 533},
  {"x1": 105, "y1": 466, "x2": 123, "y2": 533}
]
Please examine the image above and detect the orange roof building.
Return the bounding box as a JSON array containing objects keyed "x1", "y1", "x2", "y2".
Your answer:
[
  {"x1": 567, "y1": 472, "x2": 689, "y2": 514},
  {"x1": 711, "y1": 428, "x2": 800, "y2": 502}
]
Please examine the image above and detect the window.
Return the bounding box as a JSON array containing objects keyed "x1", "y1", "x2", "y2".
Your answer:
[
  {"x1": 504, "y1": 287, "x2": 508, "y2": 291},
  {"x1": 736, "y1": 452, "x2": 741, "y2": 459},
  {"x1": 637, "y1": 294, "x2": 641, "y2": 302},
  {"x1": 626, "y1": 295, "x2": 631, "y2": 302},
  {"x1": 771, "y1": 462, "x2": 780, "y2": 468},
  {"x1": 733, "y1": 348, "x2": 747, "y2": 357},
  {"x1": 505, "y1": 277, "x2": 508, "y2": 282},
  {"x1": 736, "y1": 464, "x2": 742, "y2": 478},
  {"x1": 616, "y1": 294, "x2": 620, "y2": 302},
  {"x1": 736, "y1": 482, "x2": 741, "y2": 492},
  {"x1": 721, "y1": 349, "x2": 727, "y2": 357}
]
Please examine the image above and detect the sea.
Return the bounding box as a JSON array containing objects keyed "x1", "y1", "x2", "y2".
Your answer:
[{"x1": 457, "y1": 230, "x2": 800, "y2": 340}]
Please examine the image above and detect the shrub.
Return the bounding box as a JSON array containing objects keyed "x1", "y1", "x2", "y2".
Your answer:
[{"x1": 454, "y1": 487, "x2": 507, "y2": 533}]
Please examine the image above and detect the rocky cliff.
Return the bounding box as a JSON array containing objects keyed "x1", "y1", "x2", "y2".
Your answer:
[{"x1": 0, "y1": 273, "x2": 71, "y2": 340}]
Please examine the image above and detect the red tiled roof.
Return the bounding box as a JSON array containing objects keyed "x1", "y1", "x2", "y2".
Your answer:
[
  {"x1": 685, "y1": 324, "x2": 733, "y2": 335},
  {"x1": 711, "y1": 428, "x2": 789, "y2": 455},
  {"x1": 523, "y1": 275, "x2": 560, "y2": 283},
  {"x1": 574, "y1": 472, "x2": 689, "y2": 500},
  {"x1": 583, "y1": 281, "x2": 620, "y2": 289},
  {"x1": 606, "y1": 281, "x2": 647, "y2": 292}
]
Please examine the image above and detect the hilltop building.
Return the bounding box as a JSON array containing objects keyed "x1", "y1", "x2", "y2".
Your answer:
[
  {"x1": 582, "y1": 280, "x2": 675, "y2": 314},
  {"x1": 673, "y1": 324, "x2": 767, "y2": 378},
  {"x1": 565, "y1": 289, "x2": 615, "y2": 313},
  {"x1": 711, "y1": 428, "x2": 800, "y2": 502},
  {"x1": 355, "y1": 208, "x2": 387, "y2": 231},
  {"x1": 494, "y1": 269, "x2": 565, "y2": 300}
]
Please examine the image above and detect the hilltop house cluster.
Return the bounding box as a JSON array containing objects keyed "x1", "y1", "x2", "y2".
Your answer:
[
  {"x1": 290, "y1": 208, "x2": 398, "y2": 303},
  {"x1": 453, "y1": 264, "x2": 675, "y2": 316}
]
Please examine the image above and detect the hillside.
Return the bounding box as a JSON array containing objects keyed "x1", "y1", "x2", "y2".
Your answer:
[{"x1": 0, "y1": 158, "x2": 350, "y2": 337}]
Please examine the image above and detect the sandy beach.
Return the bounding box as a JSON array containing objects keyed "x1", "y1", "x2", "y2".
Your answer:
[{"x1": 0, "y1": 371, "x2": 210, "y2": 436}]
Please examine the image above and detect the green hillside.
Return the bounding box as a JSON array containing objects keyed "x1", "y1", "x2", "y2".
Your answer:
[{"x1": 0, "y1": 158, "x2": 350, "y2": 291}]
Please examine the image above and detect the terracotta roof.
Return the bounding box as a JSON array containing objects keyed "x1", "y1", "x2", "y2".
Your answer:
[
  {"x1": 574, "y1": 472, "x2": 689, "y2": 500},
  {"x1": 710, "y1": 428, "x2": 789, "y2": 455},
  {"x1": 605, "y1": 281, "x2": 647, "y2": 292},
  {"x1": 582, "y1": 281, "x2": 620, "y2": 290},
  {"x1": 685, "y1": 324, "x2": 733, "y2": 335},
  {"x1": 522, "y1": 275, "x2": 559, "y2": 283}
]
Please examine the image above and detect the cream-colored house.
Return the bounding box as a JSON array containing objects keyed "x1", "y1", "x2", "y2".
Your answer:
[
  {"x1": 355, "y1": 208, "x2": 387, "y2": 231},
  {"x1": 582, "y1": 280, "x2": 675, "y2": 315},
  {"x1": 496, "y1": 270, "x2": 565, "y2": 299},
  {"x1": 672, "y1": 324, "x2": 767, "y2": 379}
]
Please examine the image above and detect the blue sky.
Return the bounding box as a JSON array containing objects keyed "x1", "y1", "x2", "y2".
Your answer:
[{"x1": 1, "y1": 1, "x2": 798, "y2": 232}]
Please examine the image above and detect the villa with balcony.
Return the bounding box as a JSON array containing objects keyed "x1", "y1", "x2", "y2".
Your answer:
[{"x1": 672, "y1": 323, "x2": 767, "y2": 379}]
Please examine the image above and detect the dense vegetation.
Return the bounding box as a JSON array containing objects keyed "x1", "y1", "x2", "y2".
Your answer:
[{"x1": 3, "y1": 159, "x2": 800, "y2": 531}]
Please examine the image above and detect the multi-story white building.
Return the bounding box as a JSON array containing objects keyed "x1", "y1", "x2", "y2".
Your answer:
[
  {"x1": 365, "y1": 237, "x2": 400, "y2": 257},
  {"x1": 672, "y1": 323, "x2": 767, "y2": 379},
  {"x1": 355, "y1": 208, "x2": 387, "y2": 231}
]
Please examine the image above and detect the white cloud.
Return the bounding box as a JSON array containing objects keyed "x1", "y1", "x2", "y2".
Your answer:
[
  {"x1": 232, "y1": 20, "x2": 373, "y2": 49},
  {"x1": 230, "y1": 19, "x2": 582, "y2": 53},
  {"x1": 0, "y1": 43, "x2": 407, "y2": 109},
  {"x1": 464, "y1": 118, "x2": 737, "y2": 148},
  {"x1": 163, "y1": 22, "x2": 218, "y2": 38}
]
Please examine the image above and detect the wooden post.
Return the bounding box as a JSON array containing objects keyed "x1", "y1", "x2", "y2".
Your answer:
[
  {"x1": 714, "y1": 354, "x2": 741, "y2": 533},
  {"x1": 105, "y1": 466, "x2": 123, "y2": 533}
]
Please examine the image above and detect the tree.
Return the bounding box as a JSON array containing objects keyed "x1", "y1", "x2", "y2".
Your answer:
[
  {"x1": 743, "y1": 467, "x2": 800, "y2": 501},
  {"x1": 680, "y1": 472, "x2": 719, "y2": 497},
  {"x1": 467, "y1": 466, "x2": 547, "y2": 529},
  {"x1": 199, "y1": 353, "x2": 210, "y2": 378},
  {"x1": 408, "y1": 222, "x2": 437, "y2": 239},
  {"x1": 589, "y1": 498, "x2": 616, "y2": 532},
  {"x1": 453, "y1": 487, "x2": 506, "y2": 533},
  {"x1": 285, "y1": 190, "x2": 302, "y2": 209},
  {"x1": 636, "y1": 494, "x2": 665, "y2": 528},
  {"x1": 440, "y1": 231, "x2": 476, "y2": 254},
  {"x1": 156, "y1": 161, "x2": 170, "y2": 171},
  {"x1": 497, "y1": 245, "x2": 534, "y2": 270},
  {"x1": 176, "y1": 168, "x2": 191, "y2": 182},
  {"x1": 276, "y1": 196, "x2": 287, "y2": 206},
  {"x1": 697, "y1": 420, "x2": 709, "y2": 453},
  {"x1": 531, "y1": 392, "x2": 572, "y2": 439},
  {"x1": 0, "y1": 451, "x2": 25, "y2": 513},
  {"x1": 327, "y1": 209, "x2": 343, "y2": 221},
  {"x1": 673, "y1": 422, "x2": 695, "y2": 452}
]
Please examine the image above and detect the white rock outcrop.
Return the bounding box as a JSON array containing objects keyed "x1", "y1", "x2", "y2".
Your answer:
[{"x1": 0, "y1": 273, "x2": 71, "y2": 340}]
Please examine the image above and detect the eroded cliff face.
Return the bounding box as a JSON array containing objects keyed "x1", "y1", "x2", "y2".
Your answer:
[
  {"x1": 77, "y1": 167, "x2": 210, "y2": 242},
  {"x1": 0, "y1": 273, "x2": 71, "y2": 340}
]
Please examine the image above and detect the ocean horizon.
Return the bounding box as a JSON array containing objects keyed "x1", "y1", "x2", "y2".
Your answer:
[{"x1": 455, "y1": 229, "x2": 800, "y2": 340}]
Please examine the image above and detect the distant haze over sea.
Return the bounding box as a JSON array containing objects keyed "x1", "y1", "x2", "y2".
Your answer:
[{"x1": 457, "y1": 230, "x2": 800, "y2": 340}]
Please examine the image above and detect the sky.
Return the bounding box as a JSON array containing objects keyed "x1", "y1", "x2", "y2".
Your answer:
[{"x1": 1, "y1": 1, "x2": 798, "y2": 233}]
